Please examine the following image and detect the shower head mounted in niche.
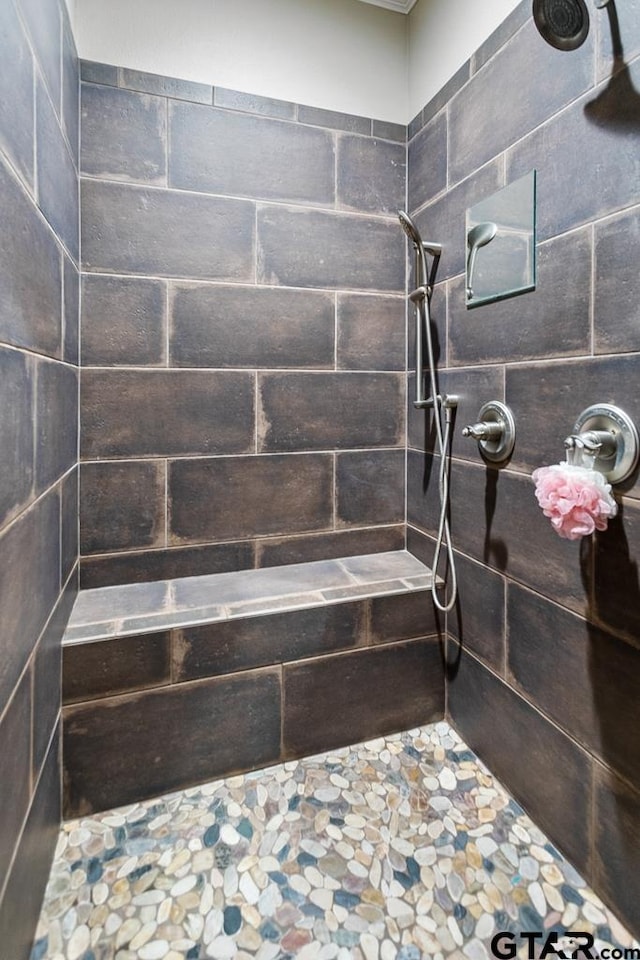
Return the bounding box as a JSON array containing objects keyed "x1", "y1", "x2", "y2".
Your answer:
[{"x1": 532, "y1": 0, "x2": 591, "y2": 50}]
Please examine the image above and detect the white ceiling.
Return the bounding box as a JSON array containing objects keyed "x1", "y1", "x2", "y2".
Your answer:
[{"x1": 356, "y1": 0, "x2": 418, "y2": 13}]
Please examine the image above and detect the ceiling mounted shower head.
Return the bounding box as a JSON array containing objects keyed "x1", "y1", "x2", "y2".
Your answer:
[{"x1": 532, "y1": 0, "x2": 590, "y2": 50}]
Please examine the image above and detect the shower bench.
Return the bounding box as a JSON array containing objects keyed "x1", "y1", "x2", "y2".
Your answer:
[{"x1": 62, "y1": 551, "x2": 444, "y2": 817}]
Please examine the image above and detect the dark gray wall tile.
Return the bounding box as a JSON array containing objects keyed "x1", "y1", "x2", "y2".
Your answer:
[
  {"x1": 80, "y1": 541, "x2": 254, "y2": 588},
  {"x1": 408, "y1": 110, "x2": 424, "y2": 141},
  {"x1": 36, "y1": 80, "x2": 78, "y2": 261},
  {"x1": 81, "y1": 369, "x2": 254, "y2": 459},
  {"x1": 421, "y1": 61, "x2": 471, "y2": 128},
  {"x1": 80, "y1": 460, "x2": 166, "y2": 555},
  {"x1": 505, "y1": 354, "x2": 640, "y2": 499},
  {"x1": 81, "y1": 83, "x2": 167, "y2": 184},
  {"x1": 17, "y1": 0, "x2": 61, "y2": 110},
  {"x1": 594, "y1": 206, "x2": 640, "y2": 355},
  {"x1": 63, "y1": 668, "x2": 282, "y2": 815},
  {"x1": 0, "y1": 347, "x2": 34, "y2": 526},
  {"x1": 471, "y1": 0, "x2": 530, "y2": 73},
  {"x1": 449, "y1": 551, "x2": 506, "y2": 673},
  {"x1": 170, "y1": 283, "x2": 334, "y2": 369},
  {"x1": 32, "y1": 577, "x2": 75, "y2": 773},
  {"x1": 412, "y1": 160, "x2": 503, "y2": 282},
  {"x1": 82, "y1": 179, "x2": 255, "y2": 280},
  {"x1": 213, "y1": 87, "x2": 296, "y2": 120},
  {"x1": 449, "y1": 228, "x2": 592, "y2": 366},
  {"x1": 61, "y1": 467, "x2": 78, "y2": 587},
  {"x1": 337, "y1": 293, "x2": 405, "y2": 371},
  {"x1": 372, "y1": 120, "x2": 406, "y2": 143},
  {"x1": 508, "y1": 581, "x2": 640, "y2": 792},
  {"x1": 449, "y1": 20, "x2": 594, "y2": 186},
  {"x1": 337, "y1": 134, "x2": 405, "y2": 215},
  {"x1": 336, "y1": 449, "x2": 405, "y2": 527},
  {"x1": 596, "y1": 0, "x2": 640, "y2": 83},
  {"x1": 408, "y1": 112, "x2": 447, "y2": 209},
  {"x1": 259, "y1": 372, "x2": 404, "y2": 452},
  {"x1": 170, "y1": 102, "x2": 334, "y2": 205},
  {"x1": 594, "y1": 766, "x2": 640, "y2": 939},
  {"x1": 35, "y1": 358, "x2": 78, "y2": 494},
  {"x1": 0, "y1": 727, "x2": 60, "y2": 960},
  {"x1": 0, "y1": 667, "x2": 32, "y2": 892},
  {"x1": 82, "y1": 274, "x2": 167, "y2": 366},
  {"x1": 80, "y1": 60, "x2": 118, "y2": 86},
  {"x1": 435, "y1": 366, "x2": 505, "y2": 465},
  {"x1": 0, "y1": 155, "x2": 62, "y2": 356},
  {"x1": 593, "y1": 500, "x2": 640, "y2": 645},
  {"x1": 174, "y1": 602, "x2": 367, "y2": 681},
  {"x1": 508, "y1": 59, "x2": 640, "y2": 241},
  {"x1": 369, "y1": 590, "x2": 439, "y2": 644},
  {"x1": 0, "y1": 489, "x2": 60, "y2": 713},
  {"x1": 63, "y1": 255, "x2": 79, "y2": 365},
  {"x1": 63, "y1": 632, "x2": 172, "y2": 703},
  {"x1": 283, "y1": 639, "x2": 444, "y2": 757},
  {"x1": 119, "y1": 67, "x2": 212, "y2": 104},
  {"x1": 297, "y1": 104, "x2": 370, "y2": 134},
  {"x1": 257, "y1": 205, "x2": 404, "y2": 292},
  {"x1": 61, "y1": 12, "x2": 78, "y2": 167},
  {"x1": 169, "y1": 454, "x2": 333, "y2": 544},
  {"x1": 256, "y1": 525, "x2": 404, "y2": 567},
  {"x1": 448, "y1": 647, "x2": 592, "y2": 877},
  {"x1": 0, "y1": 0, "x2": 34, "y2": 191}
]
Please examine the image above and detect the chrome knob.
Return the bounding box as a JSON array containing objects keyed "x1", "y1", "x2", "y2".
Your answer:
[
  {"x1": 461, "y1": 401, "x2": 516, "y2": 463},
  {"x1": 462, "y1": 421, "x2": 503, "y2": 442}
]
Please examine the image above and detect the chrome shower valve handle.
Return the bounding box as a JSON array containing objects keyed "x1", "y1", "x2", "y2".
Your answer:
[{"x1": 462, "y1": 401, "x2": 516, "y2": 463}]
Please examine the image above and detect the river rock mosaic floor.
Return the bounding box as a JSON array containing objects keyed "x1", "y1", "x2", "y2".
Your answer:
[{"x1": 32, "y1": 722, "x2": 636, "y2": 960}]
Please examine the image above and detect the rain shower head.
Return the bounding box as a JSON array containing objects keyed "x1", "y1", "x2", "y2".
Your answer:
[{"x1": 532, "y1": 0, "x2": 591, "y2": 50}]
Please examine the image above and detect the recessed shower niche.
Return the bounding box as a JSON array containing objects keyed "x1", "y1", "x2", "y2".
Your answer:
[{"x1": 466, "y1": 170, "x2": 536, "y2": 308}]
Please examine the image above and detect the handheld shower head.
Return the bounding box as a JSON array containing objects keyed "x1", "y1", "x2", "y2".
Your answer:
[
  {"x1": 466, "y1": 221, "x2": 498, "y2": 300},
  {"x1": 397, "y1": 210, "x2": 442, "y2": 258},
  {"x1": 532, "y1": 0, "x2": 590, "y2": 50}
]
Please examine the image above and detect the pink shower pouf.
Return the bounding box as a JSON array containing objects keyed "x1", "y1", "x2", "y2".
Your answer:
[{"x1": 532, "y1": 462, "x2": 617, "y2": 540}]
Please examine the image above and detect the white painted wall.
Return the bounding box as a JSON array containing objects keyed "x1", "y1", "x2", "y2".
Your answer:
[
  {"x1": 74, "y1": 0, "x2": 408, "y2": 122},
  {"x1": 408, "y1": 0, "x2": 523, "y2": 120}
]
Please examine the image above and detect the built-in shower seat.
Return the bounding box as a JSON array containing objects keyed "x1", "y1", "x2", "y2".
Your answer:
[{"x1": 62, "y1": 551, "x2": 445, "y2": 817}]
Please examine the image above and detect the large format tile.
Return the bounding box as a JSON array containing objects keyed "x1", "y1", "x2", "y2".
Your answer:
[
  {"x1": 0, "y1": 489, "x2": 60, "y2": 713},
  {"x1": 336, "y1": 449, "x2": 405, "y2": 527},
  {"x1": 63, "y1": 632, "x2": 172, "y2": 703},
  {"x1": 81, "y1": 83, "x2": 167, "y2": 184},
  {"x1": 0, "y1": 0, "x2": 34, "y2": 191},
  {"x1": 119, "y1": 67, "x2": 212, "y2": 104},
  {"x1": 61, "y1": 8, "x2": 78, "y2": 166},
  {"x1": 68, "y1": 579, "x2": 170, "y2": 627},
  {"x1": 258, "y1": 372, "x2": 404, "y2": 452},
  {"x1": 81, "y1": 274, "x2": 167, "y2": 366},
  {"x1": 336, "y1": 293, "x2": 405, "y2": 371},
  {"x1": 407, "y1": 111, "x2": 447, "y2": 209},
  {"x1": 448, "y1": 228, "x2": 592, "y2": 366},
  {"x1": 594, "y1": 765, "x2": 640, "y2": 938},
  {"x1": 449, "y1": 551, "x2": 506, "y2": 674},
  {"x1": 80, "y1": 460, "x2": 166, "y2": 555},
  {"x1": 0, "y1": 667, "x2": 32, "y2": 891},
  {"x1": 448, "y1": 646, "x2": 592, "y2": 876},
  {"x1": 63, "y1": 256, "x2": 79, "y2": 365},
  {"x1": 174, "y1": 601, "x2": 367, "y2": 681},
  {"x1": 592, "y1": 500, "x2": 640, "y2": 645},
  {"x1": 170, "y1": 282, "x2": 334, "y2": 369},
  {"x1": 594, "y1": 206, "x2": 640, "y2": 355},
  {"x1": 81, "y1": 369, "x2": 254, "y2": 459},
  {"x1": 0, "y1": 727, "x2": 59, "y2": 960},
  {"x1": 507, "y1": 59, "x2": 640, "y2": 241},
  {"x1": 507, "y1": 581, "x2": 640, "y2": 792},
  {"x1": 169, "y1": 102, "x2": 335, "y2": 205},
  {"x1": 449, "y1": 19, "x2": 593, "y2": 186},
  {"x1": 297, "y1": 104, "x2": 370, "y2": 134},
  {"x1": 369, "y1": 589, "x2": 439, "y2": 644},
  {"x1": 0, "y1": 346, "x2": 34, "y2": 527},
  {"x1": 82, "y1": 179, "x2": 255, "y2": 280},
  {"x1": 257, "y1": 205, "x2": 404, "y2": 292},
  {"x1": 63, "y1": 668, "x2": 282, "y2": 814},
  {"x1": 17, "y1": 0, "x2": 61, "y2": 110},
  {"x1": 169, "y1": 454, "x2": 333, "y2": 543},
  {"x1": 36, "y1": 80, "x2": 78, "y2": 261},
  {"x1": 61, "y1": 468, "x2": 78, "y2": 586},
  {"x1": 283, "y1": 639, "x2": 444, "y2": 757},
  {"x1": 32, "y1": 578, "x2": 75, "y2": 773},
  {"x1": 34, "y1": 358, "x2": 77, "y2": 494},
  {"x1": 256, "y1": 525, "x2": 404, "y2": 567},
  {"x1": 336, "y1": 134, "x2": 405, "y2": 215},
  {"x1": 213, "y1": 86, "x2": 295, "y2": 120},
  {"x1": 0, "y1": 155, "x2": 62, "y2": 356}
]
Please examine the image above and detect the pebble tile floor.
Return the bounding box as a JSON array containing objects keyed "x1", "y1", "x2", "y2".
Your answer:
[{"x1": 32, "y1": 722, "x2": 637, "y2": 960}]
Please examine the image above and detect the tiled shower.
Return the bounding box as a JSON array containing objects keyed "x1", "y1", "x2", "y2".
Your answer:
[{"x1": 1, "y1": 0, "x2": 640, "y2": 956}]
